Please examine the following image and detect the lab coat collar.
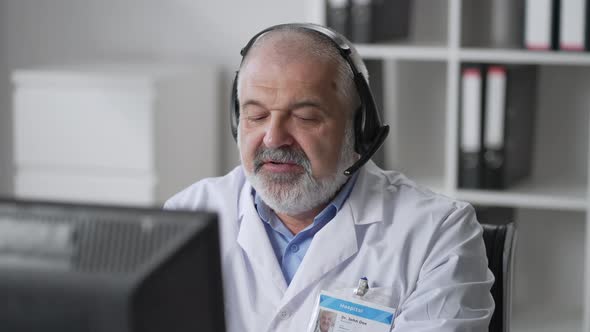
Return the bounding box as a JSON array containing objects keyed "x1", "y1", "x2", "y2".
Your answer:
[
  {"x1": 347, "y1": 160, "x2": 387, "y2": 225},
  {"x1": 281, "y1": 201, "x2": 358, "y2": 303},
  {"x1": 282, "y1": 162, "x2": 387, "y2": 300},
  {"x1": 236, "y1": 180, "x2": 288, "y2": 294},
  {"x1": 236, "y1": 161, "x2": 389, "y2": 306}
]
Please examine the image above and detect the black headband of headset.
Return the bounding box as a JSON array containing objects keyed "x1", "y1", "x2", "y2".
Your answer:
[{"x1": 230, "y1": 23, "x2": 389, "y2": 176}]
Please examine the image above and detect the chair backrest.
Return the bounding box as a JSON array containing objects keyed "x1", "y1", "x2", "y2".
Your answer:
[{"x1": 481, "y1": 222, "x2": 517, "y2": 332}]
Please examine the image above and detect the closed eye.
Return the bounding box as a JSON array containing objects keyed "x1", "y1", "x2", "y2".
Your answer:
[
  {"x1": 247, "y1": 114, "x2": 268, "y2": 121},
  {"x1": 241, "y1": 102, "x2": 269, "y2": 122},
  {"x1": 292, "y1": 105, "x2": 323, "y2": 123},
  {"x1": 295, "y1": 115, "x2": 318, "y2": 122}
]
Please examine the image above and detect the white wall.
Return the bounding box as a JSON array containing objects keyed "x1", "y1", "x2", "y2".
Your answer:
[{"x1": 0, "y1": 0, "x2": 307, "y2": 196}]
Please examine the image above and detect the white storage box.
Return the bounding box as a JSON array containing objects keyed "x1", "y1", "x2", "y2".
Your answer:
[{"x1": 12, "y1": 64, "x2": 220, "y2": 206}]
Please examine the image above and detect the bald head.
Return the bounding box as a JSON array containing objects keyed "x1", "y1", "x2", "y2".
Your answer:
[{"x1": 237, "y1": 27, "x2": 368, "y2": 117}]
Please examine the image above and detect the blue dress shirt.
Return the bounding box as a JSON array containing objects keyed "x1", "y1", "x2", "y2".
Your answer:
[{"x1": 253, "y1": 173, "x2": 358, "y2": 285}]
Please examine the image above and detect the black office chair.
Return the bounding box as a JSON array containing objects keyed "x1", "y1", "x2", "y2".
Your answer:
[{"x1": 482, "y1": 222, "x2": 517, "y2": 332}]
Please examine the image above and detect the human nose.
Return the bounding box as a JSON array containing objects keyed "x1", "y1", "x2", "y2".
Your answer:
[{"x1": 262, "y1": 115, "x2": 293, "y2": 148}]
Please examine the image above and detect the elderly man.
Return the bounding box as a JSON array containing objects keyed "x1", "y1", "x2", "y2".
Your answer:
[
  {"x1": 315, "y1": 310, "x2": 336, "y2": 332},
  {"x1": 165, "y1": 23, "x2": 494, "y2": 331}
]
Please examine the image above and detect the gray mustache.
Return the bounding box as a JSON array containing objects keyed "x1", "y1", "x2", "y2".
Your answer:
[{"x1": 253, "y1": 147, "x2": 312, "y2": 173}]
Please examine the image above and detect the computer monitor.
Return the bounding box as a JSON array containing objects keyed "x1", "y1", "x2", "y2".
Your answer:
[{"x1": 0, "y1": 198, "x2": 225, "y2": 332}]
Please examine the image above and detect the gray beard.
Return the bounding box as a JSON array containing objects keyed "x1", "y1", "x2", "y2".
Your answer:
[{"x1": 241, "y1": 124, "x2": 357, "y2": 216}]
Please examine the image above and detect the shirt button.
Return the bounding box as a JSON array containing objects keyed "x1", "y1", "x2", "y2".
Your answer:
[
  {"x1": 278, "y1": 310, "x2": 291, "y2": 320},
  {"x1": 290, "y1": 244, "x2": 300, "y2": 253}
]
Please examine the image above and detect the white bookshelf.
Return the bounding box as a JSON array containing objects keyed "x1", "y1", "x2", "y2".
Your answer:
[
  {"x1": 456, "y1": 185, "x2": 587, "y2": 212},
  {"x1": 308, "y1": 0, "x2": 590, "y2": 331},
  {"x1": 460, "y1": 48, "x2": 590, "y2": 65},
  {"x1": 355, "y1": 44, "x2": 448, "y2": 60}
]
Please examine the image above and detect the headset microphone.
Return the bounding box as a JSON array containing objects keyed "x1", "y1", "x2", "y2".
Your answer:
[
  {"x1": 231, "y1": 23, "x2": 389, "y2": 176},
  {"x1": 344, "y1": 125, "x2": 389, "y2": 176}
]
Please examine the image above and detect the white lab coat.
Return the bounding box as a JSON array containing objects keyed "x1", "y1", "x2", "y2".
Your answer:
[{"x1": 164, "y1": 161, "x2": 494, "y2": 332}]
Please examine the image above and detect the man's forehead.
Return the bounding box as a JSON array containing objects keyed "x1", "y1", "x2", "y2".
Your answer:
[
  {"x1": 239, "y1": 45, "x2": 339, "y2": 93},
  {"x1": 239, "y1": 59, "x2": 340, "y2": 107}
]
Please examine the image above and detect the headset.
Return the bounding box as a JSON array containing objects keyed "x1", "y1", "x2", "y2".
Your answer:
[{"x1": 230, "y1": 23, "x2": 389, "y2": 176}]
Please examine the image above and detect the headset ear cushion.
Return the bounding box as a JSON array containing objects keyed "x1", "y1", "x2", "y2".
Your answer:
[
  {"x1": 230, "y1": 72, "x2": 240, "y2": 141},
  {"x1": 353, "y1": 106, "x2": 365, "y2": 155},
  {"x1": 353, "y1": 73, "x2": 383, "y2": 154}
]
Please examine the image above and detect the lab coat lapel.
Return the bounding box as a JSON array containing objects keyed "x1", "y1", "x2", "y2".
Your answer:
[
  {"x1": 236, "y1": 183, "x2": 288, "y2": 295},
  {"x1": 281, "y1": 162, "x2": 385, "y2": 303},
  {"x1": 281, "y1": 202, "x2": 358, "y2": 303},
  {"x1": 348, "y1": 161, "x2": 386, "y2": 226}
]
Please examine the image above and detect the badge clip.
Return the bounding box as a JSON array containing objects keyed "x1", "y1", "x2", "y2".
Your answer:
[{"x1": 353, "y1": 277, "x2": 369, "y2": 297}]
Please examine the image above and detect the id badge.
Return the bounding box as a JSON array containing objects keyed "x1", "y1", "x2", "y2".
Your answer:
[{"x1": 307, "y1": 290, "x2": 396, "y2": 332}]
